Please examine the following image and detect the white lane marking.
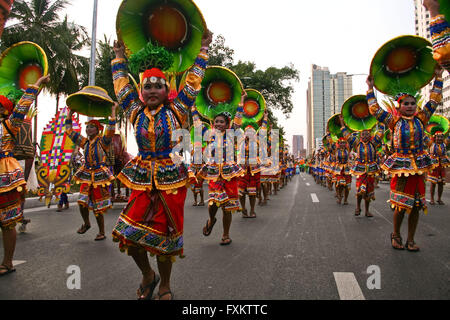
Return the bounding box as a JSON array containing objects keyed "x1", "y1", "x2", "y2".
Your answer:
[
  {"x1": 372, "y1": 208, "x2": 393, "y2": 226},
  {"x1": 311, "y1": 193, "x2": 319, "y2": 203},
  {"x1": 333, "y1": 272, "x2": 366, "y2": 300},
  {"x1": 306, "y1": 183, "x2": 310, "y2": 186},
  {"x1": 12, "y1": 260, "x2": 26, "y2": 267}
]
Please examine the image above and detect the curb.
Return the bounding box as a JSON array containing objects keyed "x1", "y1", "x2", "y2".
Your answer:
[{"x1": 24, "y1": 193, "x2": 80, "y2": 209}]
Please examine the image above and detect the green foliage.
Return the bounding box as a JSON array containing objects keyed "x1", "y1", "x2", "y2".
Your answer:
[
  {"x1": 206, "y1": 34, "x2": 299, "y2": 141},
  {"x1": 128, "y1": 42, "x2": 174, "y2": 75}
]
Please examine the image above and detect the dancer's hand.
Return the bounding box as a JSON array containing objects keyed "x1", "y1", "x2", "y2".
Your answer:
[
  {"x1": 434, "y1": 64, "x2": 444, "y2": 78},
  {"x1": 423, "y1": 0, "x2": 440, "y2": 17},
  {"x1": 201, "y1": 29, "x2": 213, "y2": 48},
  {"x1": 35, "y1": 74, "x2": 50, "y2": 87},
  {"x1": 366, "y1": 75, "x2": 374, "y2": 90},
  {"x1": 113, "y1": 40, "x2": 126, "y2": 59}
]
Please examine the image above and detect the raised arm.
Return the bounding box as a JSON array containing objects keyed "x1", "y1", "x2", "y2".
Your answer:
[
  {"x1": 417, "y1": 67, "x2": 444, "y2": 124},
  {"x1": 232, "y1": 90, "x2": 246, "y2": 130},
  {"x1": 101, "y1": 102, "x2": 118, "y2": 146},
  {"x1": 111, "y1": 40, "x2": 144, "y2": 125},
  {"x1": 9, "y1": 75, "x2": 50, "y2": 128},
  {"x1": 366, "y1": 76, "x2": 395, "y2": 130},
  {"x1": 65, "y1": 109, "x2": 87, "y2": 149},
  {"x1": 172, "y1": 30, "x2": 212, "y2": 128}
]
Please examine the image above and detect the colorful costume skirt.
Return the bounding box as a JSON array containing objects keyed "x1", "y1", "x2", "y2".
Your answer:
[
  {"x1": 390, "y1": 174, "x2": 426, "y2": 214},
  {"x1": 112, "y1": 187, "x2": 187, "y2": 260},
  {"x1": 78, "y1": 183, "x2": 112, "y2": 216},
  {"x1": 427, "y1": 166, "x2": 446, "y2": 184},
  {"x1": 356, "y1": 174, "x2": 375, "y2": 200},
  {"x1": 0, "y1": 188, "x2": 25, "y2": 229},
  {"x1": 73, "y1": 165, "x2": 115, "y2": 187},
  {"x1": 382, "y1": 152, "x2": 437, "y2": 176},
  {"x1": 238, "y1": 170, "x2": 261, "y2": 196},
  {"x1": 208, "y1": 177, "x2": 240, "y2": 212}
]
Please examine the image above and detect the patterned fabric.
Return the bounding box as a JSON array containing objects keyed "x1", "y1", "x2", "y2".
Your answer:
[
  {"x1": 342, "y1": 127, "x2": 383, "y2": 176},
  {"x1": 111, "y1": 52, "x2": 208, "y2": 191},
  {"x1": 390, "y1": 174, "x2": 426, "y2": 214},
  {"x1": 112, "y1": 187, "x2": 187, "y2": 259},
  {"x1": 367, "y1": 78, "x2": 443, "y2": 176},
  {"x1": 0, "y1": 188, "x2": 24, "y2": 229},
  {"x1": 208, "y1": 177, "x2": 240, "y2": 212},
  {"x1": 0, "y1": 86, "x2": 37, "y2": 197},
  {"x1": 356, "y1": 174, "x2": 375, "y2": 200},
  {"x1": 78, "y1": 183, "x2": 112, "y2": 216},
  {"x1": 427, "y1": 166, "x2": 446, "y2": 184},
  {"x1": 66, "y1": 119, "x2": 116, "y2": 187},
  {"x1": 430, "y1": 14, "x2": 450, "y2": 72},
  {"x1": 238, "y1": 168, "x2": 261, "y2": 196}
]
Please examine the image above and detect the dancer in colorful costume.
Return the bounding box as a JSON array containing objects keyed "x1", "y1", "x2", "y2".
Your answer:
[
  {"x1": 425, "y1": 129, "x2": 450, "y2": 205},
  {"x1": 66, "y1": 105, "x2": 117, "y2": 241},
  {"x1": 196, "y1": 92, "x2": 245, "y2": 245},
  {"x1": 339, "y1": 115, "x2": 385, "y2": 217},
  {"x1": 238, "y1": 111, "x2": 268, "y2": 218},
  {"x1": 0, "y1": 74, "x2": 50, "y2": 276},
  {"x1": 110, "y1": 29, "x2": 212, "y2": 300},
  {"x1": 328, "y1": 135, "x2": 352, "y2": 205},
  {"x1": 366, "y1": 65, "x2": 444, "y2": 251}
]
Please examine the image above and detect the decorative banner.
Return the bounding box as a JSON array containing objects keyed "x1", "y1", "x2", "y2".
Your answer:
[
  {"x1": 195, "y1": 66, "x2": 243, "y2": 120},
  {"x1": 37, "y1": 106, "x2": 81, "y2": 201},
  {"x1": 116, "y1": 0, "x2": 206, "y2": 74},
  {"x1": 370, "y1": 35, "x2": 436, "y2": 96},
  {"x1": 190, "y1": 121, "x2": 210, "y2": 149},
  {"x1": 0, "y1": 41, "x2": 48, "y2": 96},
  {"x1": 243, "y1": 89, "x2": 266, "y2": 123},
  {"x1": 0, "y1": 0, "x2": 14, "y2": 39},
  {"x1": 341, "y1": 95, "x2": 377, "y2": 132},
  {"x1": 425, "y1": 114, "x2": 449, "y2": 136}
]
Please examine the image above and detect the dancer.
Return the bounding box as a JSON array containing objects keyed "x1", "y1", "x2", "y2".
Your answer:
[
  {"x1": 425, "y1": 131, "x2": 450, "y2": 205},
  {"x1": 366, "y1": 65, "x2": 443, "y2": 251},
  {"x1": 196, "y1": 92, "x2": 246, "y2": 245},
  {"x1": 329, "y1": 135, "x2": 352, "y2": 205},
  {"x1": 0, "y1": 74, "x2": 50, "y2": 276},
  {"x1": 111, "y1": 30, "x2": 212, "y2": 300},
  {"x1": 339, "y1": 115, "x2": 385, "y2": 217},
  {"x1": 239, "y1": 111, "x2": 268, "y2": 218},
  {"x1": 66, "y1": 105, "x2": 117, "y2": 241}
]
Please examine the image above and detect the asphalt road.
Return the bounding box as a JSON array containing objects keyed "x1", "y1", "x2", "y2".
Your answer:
[{"x1": 1, "y1": 173, "x2": 449, "y2": 300}]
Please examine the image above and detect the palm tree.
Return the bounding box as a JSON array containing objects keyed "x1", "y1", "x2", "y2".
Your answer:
[{"x1": 1, "y1": 0, "x2": 90, "y2": 111}]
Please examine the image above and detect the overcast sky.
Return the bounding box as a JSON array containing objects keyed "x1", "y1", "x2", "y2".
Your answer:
[{"x1": 34, "y1": 0, "x2": 417, "y2": 155}]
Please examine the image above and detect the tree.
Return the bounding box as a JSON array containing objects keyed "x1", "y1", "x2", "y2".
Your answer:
[
  {"x1": 207, "y1": 34, "x2": 299, "y2": 137},
  {"x1": 1, "y1": 0, "x2": 90, "y2": 112}
]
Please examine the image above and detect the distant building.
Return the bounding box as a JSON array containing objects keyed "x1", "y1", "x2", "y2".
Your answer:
[
  {"x1": 292, "y1": 135, "x2": 304, "y2": 158},
  {"x1": 307, "y1": 65, "x2": 352, "y2": 155},
  {"x1": 414, "y1": 0, "x2": 450, "y2": 118}
]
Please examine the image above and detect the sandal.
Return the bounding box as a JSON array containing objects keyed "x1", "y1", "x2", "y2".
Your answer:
[
  {"x1": 202, "y1": 217, "x2": 217, "y2": 236},
  {"x1": 154, "y1": 290, "x2": 173, "y2": 300},
  {"x1": 391, "y1": 233, "x2": 404, "y2": 250},
  {"x1": 355, "y1": 208, "x2": 361, "y2": 216},
  {"x1": 241, "y1": 209, "x2": 249, "y2": 218},
  {"x1": 406, "y1": 241, "x2": 420, "y2": 252},
  {"x1": 437, "y1": 200, "x2": 445, "y2": 205},
  {"x1": 220, "y1": 237, "x2": 232, "y2": 245},
  {"x1": 193, "y1": 202, "x2": 198, "y2": 206},
  {"x1": 0, "y1": 265, "x2": 16, "y2": 277},
  {"x1": 249, "y1": 213, "x2": 256, "y2": 218},
  {"x1": 429, "y1": 200, "x2": 435, "y2": 205},
  {"x1": 137, "y1": 273, "x2": 160, "y2": 300},
  {"x1": 365, "y1": 212, "x2": 374, "y2": 217},
  {"x1": 77, "y1": 224, "x2": 91, "y2": 234},
  {"x1": 94, "y1": 234, "x2": 106, "y2": 241},
  {"x1": 198, "y1": 202, "x2": 205, "y2": 206}
]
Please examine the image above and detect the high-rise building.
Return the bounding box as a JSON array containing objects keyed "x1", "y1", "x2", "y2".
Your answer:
[
  {"x1": 306, "y1": 65, "x2": 353, "y2": 155},
  {"x1": 414, "y1": 0, "x2": 450, "y2": 118},
  {"x1": 292, "y1": 135, "x2": 304, "y2": 158}
]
